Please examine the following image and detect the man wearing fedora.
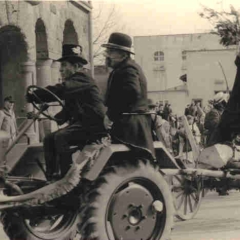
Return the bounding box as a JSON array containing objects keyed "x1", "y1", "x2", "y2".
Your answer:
[
  {"x1": 26, "y1": 44, "x2": 106, "y2": 180},
  {"x1": 102, "y1": 32, "x2": 155, "y2": 159},
  {"x1": 0, "y1": 96, "x2": 18, "y2": 144}
]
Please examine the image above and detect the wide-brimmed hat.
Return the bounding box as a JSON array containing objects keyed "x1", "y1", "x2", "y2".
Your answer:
[
  {"x1": 101, "y1": 32, "x2": 135, "y2": 54},
  {"x1": 148, "y1": 99, "x2": 156, "y2": 108},
  {"x1": 57, "y1": 44, "x2": 88, "y2": 65},
  {"x1": 4, "y1": 96, "x2": 15, "y2": 103}
]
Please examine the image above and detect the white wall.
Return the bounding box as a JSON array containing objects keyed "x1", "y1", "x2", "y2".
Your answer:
[
  {"x1": 186, "y1": 49, "x2": 237, "y2": 107},
  {"x1": 134, "y1": 33, "x2": 230, "y2": 91},
  {"x1": 148, "y1": 90, "x2": 189, "y2": 116}
]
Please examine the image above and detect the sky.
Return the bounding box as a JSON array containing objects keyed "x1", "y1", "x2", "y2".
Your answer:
[{"x1": 92, "y1": 0, "x2": 240, "y2": 37}]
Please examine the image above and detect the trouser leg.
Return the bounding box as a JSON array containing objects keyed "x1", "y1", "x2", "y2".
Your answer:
[
  {"x1": 54, "y1": 125, "x2": 87, "y2": 177},
  {"x1": 43, "y1": 132, "x2": 59, "y2": 179}
]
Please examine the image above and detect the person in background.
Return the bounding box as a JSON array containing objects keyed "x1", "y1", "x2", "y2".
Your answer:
[
  {"x1": 175, "y1": 115, "x2": 201, "y2": 165},
  {"x1": 157, "y1": 104, "x2": 164, "y2": 118},
  {"x1": 204, "y1": 92, "x2": 229, "y2": 147},
  {"x1": 148, "y1": 99, "x2": 173, "y2": 153},
  {"x1": 184, "y1": 104, "x2": 190, "y2": 116},
  {"x1": 163, "y1": 103, "x2": 172, "y2": 121},
  {"x1": 188, "y1": 100, "x2": 197, "y2": 117},
  {"x1": 196, "y1": 102, "x2": 206, "y2": 147},
  {"x1": 0, "y1": 96, "x2": 18, "y2": 144}
]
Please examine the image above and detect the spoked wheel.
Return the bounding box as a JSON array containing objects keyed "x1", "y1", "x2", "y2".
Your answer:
[
  {"x1": 1, "y1": 207, "x2": 81, "y2": 240},
  {"x1": 81, "y1": 160, "x2": 174, "y2": 240},
  {"x1": 171, "y1": 174, "x2": 202, "y2": 221}
]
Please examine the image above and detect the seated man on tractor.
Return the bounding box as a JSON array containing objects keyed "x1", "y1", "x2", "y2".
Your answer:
[
  {"x1": 26, "y1": 44, "x2": 107, "y2": 180},
  {"x1": 102, "y1": 32, "x2": 155, "y2": 160}
]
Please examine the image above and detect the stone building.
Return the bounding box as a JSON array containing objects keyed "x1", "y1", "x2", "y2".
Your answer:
[
  {"x1": 134, "y1": 33, "x2": 237, "y2": 114},
  {"x1": 186, "y1": 48, "x2": 236, "y2": 107},
  {"x1": 0, "y1": 0, "x2": 92, "y2": 142},
  {"x1": 133, "y1": 33, "x2": 229, "y2": 97}
]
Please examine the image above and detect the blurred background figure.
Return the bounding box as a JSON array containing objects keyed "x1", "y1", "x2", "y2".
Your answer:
[
  {"x1": 0, "y1": 96, "x2": 18, "y2": 144},
  {"x1": 174, "y1": 115, "x2": 201, "y2": 165},
  {"x1": 148, "y1": 99, "x2": 173, "y2": 153},
  {"x1": 204, "y1": 92, "x2": 229, "y2": 146},
  {"x1": 157, "y1": 103, "x2": 164, "y2": 118},
  {"x1": 188, "y1": 100, "x2": 197, "y2": 118}
]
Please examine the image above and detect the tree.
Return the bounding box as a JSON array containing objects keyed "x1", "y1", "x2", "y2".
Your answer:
[
  {"x1": 92, "y1": 2, "x2": 125, "y2": 64},
  {"x1": 199, "y1": 4, "x2": 240, "y2": 46}
]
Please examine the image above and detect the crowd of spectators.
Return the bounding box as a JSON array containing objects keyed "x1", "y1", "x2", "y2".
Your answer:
[
  {"x1": 149, "y1": 93, "x2": 230, "y2": 195},
  {"x1": 150, "y1": 92, "x2": 230, "y2": 162}
]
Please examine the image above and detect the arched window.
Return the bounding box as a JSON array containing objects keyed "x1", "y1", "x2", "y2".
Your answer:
[
  {"x1": 154, "y1": 51, "x2": 164, "y2": 61},
  {"x1": 182, "y1": 50, "x2": 187, "y2": 60}
]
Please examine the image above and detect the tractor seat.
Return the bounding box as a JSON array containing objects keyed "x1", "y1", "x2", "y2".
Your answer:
[{"x1": 68, "y1": 132, "x2": 109, "y2": 153}]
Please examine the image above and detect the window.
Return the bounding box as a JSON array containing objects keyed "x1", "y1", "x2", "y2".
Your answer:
[
  {"x1": 182, "y1": 51, "x2": 187, "y2": 60},
  {"x1": 154, "y1": 51, "x2": 164, "y2": 61}
]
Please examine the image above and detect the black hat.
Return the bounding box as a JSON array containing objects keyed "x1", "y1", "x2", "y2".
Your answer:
[
  {"x1": 57, "y1": 44, "x2": 88, "y2": 65},
  {"x1": 148, "y1": 99, "x2": 156, "y2": 108},
  {"x1": 4, "y1": 96, "x2": 15, "y2": 103},
  {"x1": 102, "y1": 32, "x2": 134, "y2": 54}
]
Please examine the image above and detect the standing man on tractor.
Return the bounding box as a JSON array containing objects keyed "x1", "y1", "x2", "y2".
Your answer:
[
  {"x1": 26, "y1": 44, "x2": 107, "y2": 180},
  {"x1": 102, "y1": 32, "x2": 155, "y2": 159}
]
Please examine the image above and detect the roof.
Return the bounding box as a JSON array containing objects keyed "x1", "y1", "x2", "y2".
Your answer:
[{"x1": 133, "y1": 32, "x2": 211, "y2": 38}]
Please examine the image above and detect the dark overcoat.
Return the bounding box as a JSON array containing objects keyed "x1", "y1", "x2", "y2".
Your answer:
[
  {"x1": 32, "y1": 71, "x2": 106, "y2": 134},
  {"x1": 105, "y1": 58, "x2": 155, "y2": 159},
  {"x1": 209, "y1": 56, "x2": 240, "y2": 145}
]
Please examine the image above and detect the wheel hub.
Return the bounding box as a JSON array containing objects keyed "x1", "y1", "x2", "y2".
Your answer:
[{"x1": 109, "y1": 183, "x2": 160, "y2": 240}]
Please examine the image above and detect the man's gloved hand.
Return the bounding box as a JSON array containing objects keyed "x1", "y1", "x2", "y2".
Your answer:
[{"x1": 25, "y1": 93, "x2": 35, "y2": 103}]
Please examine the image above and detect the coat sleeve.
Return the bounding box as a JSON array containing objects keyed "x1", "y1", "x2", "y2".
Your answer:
[{"x1": 204, "y1": 110, "x2": 220, "y2": 130}]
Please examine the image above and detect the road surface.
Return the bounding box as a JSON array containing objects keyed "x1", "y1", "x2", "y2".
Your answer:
[
  {"x1": 0, "y1": 191, "x2": 240, "y2": 240},
  {"x1": 171, "y1": 190, "x2": 240, "y2": 240}
]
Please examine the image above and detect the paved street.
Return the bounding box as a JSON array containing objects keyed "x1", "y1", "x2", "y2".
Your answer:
[
  {"x1": 0, "y1": 190, "x2": 240, "y2": 240},
  {"x1": 171, "y1": 190, "x2": 240, "y2": 240}
]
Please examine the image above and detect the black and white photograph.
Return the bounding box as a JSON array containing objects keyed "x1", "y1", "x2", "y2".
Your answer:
[{"x1": 0, "y1": 0, "x2": 240, "y2": 239}]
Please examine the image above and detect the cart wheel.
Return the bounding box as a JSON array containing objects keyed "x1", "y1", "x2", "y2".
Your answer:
[{"x1": 171, "y1": 175, "x2": 202, "y2": 221}]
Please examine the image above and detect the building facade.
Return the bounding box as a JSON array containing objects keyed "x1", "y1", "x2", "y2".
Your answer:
[
  {"x1": 186, "y1": 48, "x2": 237, "y2": 107},
  {"x1": 134, "y1": 33, "x2": 237, "y2": 115},
  {"x1": 0, "y1": 0, "x2": 92, "y2": 142},
  {"x1": 134, "y1": 33, "x2": 229, "y2": 94}
]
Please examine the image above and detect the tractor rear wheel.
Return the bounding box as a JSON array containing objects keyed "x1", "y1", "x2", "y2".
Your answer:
[{"x1": 81, "y1": 160, "x2": 174, "y2": 240}]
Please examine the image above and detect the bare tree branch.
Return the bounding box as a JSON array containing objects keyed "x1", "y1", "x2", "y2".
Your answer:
[{"x1": 92, "y1": 3, "x2": 125, "y2": 62}]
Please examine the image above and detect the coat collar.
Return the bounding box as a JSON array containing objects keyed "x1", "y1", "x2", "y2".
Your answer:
[{"x1": 2, "y1": 107, "x2": 12, "y2": 117}]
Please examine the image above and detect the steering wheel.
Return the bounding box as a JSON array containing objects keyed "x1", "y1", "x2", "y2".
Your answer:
[{"x1": 27, "y1": 85, "x2": 65, "y2": 122}]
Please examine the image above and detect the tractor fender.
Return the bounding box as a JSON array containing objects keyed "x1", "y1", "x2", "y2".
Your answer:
[
  {"x1": 83, "y1": 142, "x2": 180, "y2": 181},
  {"x1": 83, "y1": 144, "x2": 131, "y2": 181}
]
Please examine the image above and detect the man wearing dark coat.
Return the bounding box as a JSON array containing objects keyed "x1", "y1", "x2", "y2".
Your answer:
[
  {"x1": 204, "y1": 92, "x2": 228, "y2": 146},
  {"x1": 102, "y1": 32, "x2": 155, "y2": 159},
  {"x1": 209, "y1": 47, "x2": 240, "y2": 145},
  {"x1": 26, "y1": 44, "x2": 106, "y2": 180}
]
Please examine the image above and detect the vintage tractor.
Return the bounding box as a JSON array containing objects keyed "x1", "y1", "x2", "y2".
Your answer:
[{"x1": 0, "y1": 85, "x2": 181, "y2": 240}]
